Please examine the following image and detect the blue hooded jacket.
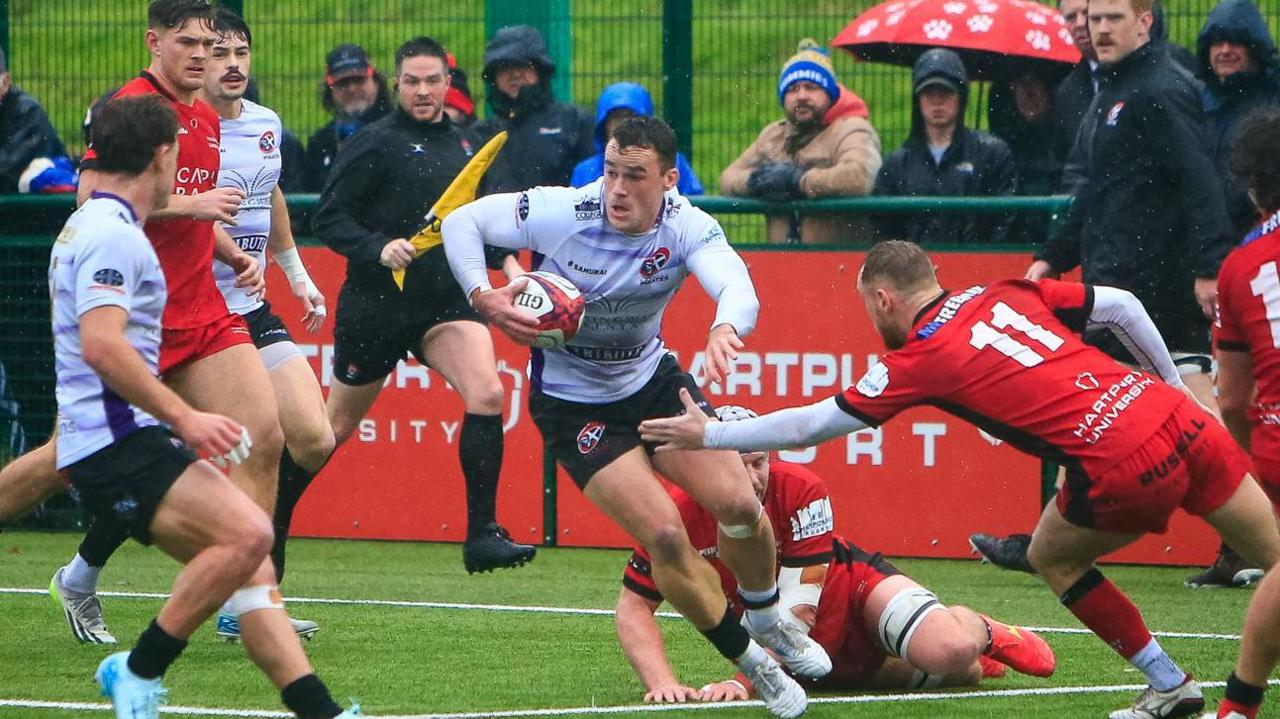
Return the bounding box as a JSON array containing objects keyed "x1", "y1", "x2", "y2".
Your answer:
[{"x1": 570, "y1": 82, "x2": 704, "y2": 195}]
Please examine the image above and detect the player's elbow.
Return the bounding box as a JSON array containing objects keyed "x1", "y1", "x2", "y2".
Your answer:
[
  {"x1": 1217, "y1": 393, "x2": 1249, "y2": 419},
  {"x1": 79, "y1": 333, "x2": 117, "y2": 374}
]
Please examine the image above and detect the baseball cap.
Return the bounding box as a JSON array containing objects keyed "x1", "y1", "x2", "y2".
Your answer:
[
  {"x1": 325, "y1": 44, "x2": 373, "y2": 84},
  {"x1": 915, "y1": 75, "x2": 960, "y2": 95}
]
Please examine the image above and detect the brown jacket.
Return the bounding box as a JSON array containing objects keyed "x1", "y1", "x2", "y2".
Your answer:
[{"x1": 720, "y1": 93, "x2": 882, "y2": 244}]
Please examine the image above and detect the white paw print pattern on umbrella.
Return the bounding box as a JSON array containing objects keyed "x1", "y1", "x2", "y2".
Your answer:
[{"x1": 924, "y1": 19, "x2": 954, "y2": 40}]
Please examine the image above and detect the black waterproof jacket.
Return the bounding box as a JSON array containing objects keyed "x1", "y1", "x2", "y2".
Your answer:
[{"x1": 0, "y1": 88, "x2": 65, "y2": 193}]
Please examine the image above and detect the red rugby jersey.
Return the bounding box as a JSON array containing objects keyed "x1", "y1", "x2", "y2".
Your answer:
[
  {"x1": 1215, "y1": 210, "x2": 1280, "y2": 433},
  {"x1": 836, "y1": 279, "x2": 1184, "y2": 473},
  {"x1": 622, "y1": 461, "x2": 835, "y2": 613},
  {"x1": 83, "y1": 72, "x2": 228, "y2": 329}
]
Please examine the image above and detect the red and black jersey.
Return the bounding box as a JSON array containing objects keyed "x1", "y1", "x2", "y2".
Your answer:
[
  {"x1": 837, "y1": 279, "x2": 1184, "y2": 474},
  {"x1": 83, "y1": 72, "x2": 227, "y2": 330},
  {"x1": 622, "y1": 461, "x2": 835, "y2": 613},
  {"x1": 1216, "y1": 211, "x2": 1280, "y2": 420}
]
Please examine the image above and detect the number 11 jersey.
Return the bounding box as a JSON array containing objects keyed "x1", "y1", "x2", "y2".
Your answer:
[{"x1": 835, "y1": 279, "x2": 1184, "y2": 474}]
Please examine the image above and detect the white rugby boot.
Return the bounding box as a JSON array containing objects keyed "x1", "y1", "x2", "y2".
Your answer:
[
  {"x1": 1109, "y1": 677, "x2": 1205, "y2": 719},
  {"x1": 741, "y1": 654, "x2": 807, "y2": 718},
  {"x1": 50, "y1": 567, "x2": 116, "y2": 644},
  {"x1": 747, "y1": 617, "x2": 832, "y2": 678}
]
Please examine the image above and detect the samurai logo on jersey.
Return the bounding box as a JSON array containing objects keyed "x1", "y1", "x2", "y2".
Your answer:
[
  {"x1": 640, "y1": 247, "x2": 671, "y2": 278},
  {"x1": 258, "y1": 130, "x2": 276, "y2": 153},
  {"x1": 575, "y1": 197, "x2": 602, "y2": 220},
  {"x1": 791, "y1": 497, "x2": 833, "y2": 540},
  {"x1": 915, "y1": 285, "x2": 987, "y2": 339},
  {"x1": 577, "y1": 421, "x2": 606, "y2": 454}
]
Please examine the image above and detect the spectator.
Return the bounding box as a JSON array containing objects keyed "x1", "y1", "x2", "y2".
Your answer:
[
  {"x1": 304, "y1": 43, "x2": 391, "y2": 191},
  {"x1": 571, "y1": 82, "x2": 703, "y2": 195},
  {"x1": 0, "y1": 47, "x2": 74, "y2": 194},
  {"x1": 473, "y1": 25, "x2": 594, "y2": 192},
  {"x1": 989, "y1": 69, "x2": 1062, "y2": 244},
  {"x1": 1197, "y1": 0, "x2": 1280, "y2": 238},
  {"x1": 873, "y1": 48, "x2": 1014, "y2": 245},
  {"x1": 1052, "y1": 0, "x2": 1097, "y2": 189},
  {"x1": 443, "y1": 53, "x2": 477, "y2": 127},
  {"x1": 720, "y1": 39, "x2": 881, "y2": 244}
]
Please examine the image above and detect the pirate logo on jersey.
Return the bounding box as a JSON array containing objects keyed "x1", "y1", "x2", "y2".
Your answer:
[
  {"x1": 577, "y1": 421, "x2": 606, "y2": 454},
  {"x1": 640, "y1": 247, "x2": 671, "y2": 278}
]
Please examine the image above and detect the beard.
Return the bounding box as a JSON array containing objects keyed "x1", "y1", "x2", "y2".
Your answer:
[
  {"x1": 337, "y1": 96, "x2": 375, "y2": 118},
  {"x1": 786, "y1": 104, "x2": 823, "y2": 129}
]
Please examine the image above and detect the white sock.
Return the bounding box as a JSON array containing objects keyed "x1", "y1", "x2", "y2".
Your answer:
[
  {"x1": 1129, "y1": 638, "x2": 1187, "y2": 692},
  {"x1": 741, "y1": 586, "x2": 781, "y2": 633},
  {"x1": 61, "y1": 554, "x2": 101, "y2": 595},
  {"x1": 733, "y1": 639, "x2": 770, "y2": 673}
]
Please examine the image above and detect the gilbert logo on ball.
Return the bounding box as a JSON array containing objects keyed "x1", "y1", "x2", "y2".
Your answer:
[{"x1": 515, "y1": 271, "x2": 586, "y2": 349}]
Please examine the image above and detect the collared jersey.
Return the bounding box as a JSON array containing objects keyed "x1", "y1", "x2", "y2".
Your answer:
[
  {"x1": 50, "y1": 194, "x2": 165, "y2": 468},
  {"x1": 211, "y1": 99, "x2": 282, "y2": 315},
  {"x1": 837, "y1": 279, "x2": 1184, "y2": 474}
]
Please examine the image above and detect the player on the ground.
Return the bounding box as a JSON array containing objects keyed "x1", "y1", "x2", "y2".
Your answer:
[
  {"x1": 312, "y1": 35, "x2": 534, "y2": 574},
  {"x1": 41, "y1": 0, "x2": 290, "y2": 645},
  {"x1": 1198, "y1": 106, "x2": 1280, "y2": 719},
  {"x1": 639, "y1": 240, "x2": 1280, "y2": 719},
  {"x1": 51, "y1": 93, "x2": 357, "y2": 719},
  {"x1": 444, "y1": 115, "x2": 830, "y2": 719},
  {"x1": 617, "y1": 405, "x2": 1054, "y2": 704},
  {"x1": 200, "y1": 8, "x2": 331, "y2": 640}
]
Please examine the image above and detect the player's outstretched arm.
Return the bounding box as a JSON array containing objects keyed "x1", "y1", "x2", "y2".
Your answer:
[
  {"x1": 639, "y1": 389, "x2": 866, "y2": 452},
  {"x1": 615, "y1": 587, "x2": 703, "y2": 703},
  {"x1": 267, "y1": 186, "x2": 325, "y2": 332},
  {"x1": 442, "y1": 193, "x2": 531, "y2": 299},
  {"x1": 151, "y1": 186, "x2": 245, "y2": 224},
  {"x1": 1088, "y1": 286, "x2": 1184, "y2": 387},
  {"x1": 80, "y1": 306, "x2": 249, "y2": 465}
]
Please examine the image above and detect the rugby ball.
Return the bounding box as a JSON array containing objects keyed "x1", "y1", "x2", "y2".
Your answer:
[{"x1": 514, "y1": 271, "x2": 586, "y2": 349}]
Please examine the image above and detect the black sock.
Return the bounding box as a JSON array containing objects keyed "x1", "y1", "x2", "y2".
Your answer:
[
  {"x1": 126, "y1": 620, "x2": 188, "y2": 680},
  {"x1": 699, "y1": 605, "x2": 751, "y2": 661},
  {"x1": 1221, "y1": 543, "x2": 1242, "y2": 561},
  {"x1": 1226, "y1": 672, "x2": 1267, "y2": 707},
  {"x1": 270, "y1": 448, "x2": 322, "y2": 583},
  {"x1": 78, "y1": 519, "x2": 130, "y2": 568},
  {"x1": 460, "y1": 413, "x2": 503, "y2": 537},
  {"x1": 280, "y1": 673, "x2": 343, "y2": 719}
]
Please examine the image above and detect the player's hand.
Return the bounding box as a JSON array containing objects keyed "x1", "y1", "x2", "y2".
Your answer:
[
  {"x1": 643, "y1": 684, "x2": 703, "y2": 703},
  {"x1": 1025, "y1": 260, "x2": 1056, "y2": 281},
  {"x1": 702, "y1": 323, "x2": 744, "y2": 386},
  {"x1": 173, "y1": 411, "x2": 251, "y2": 466},
  {"x1": 191, "y1": 187, "x2": 245, "y2": 225},
  {"x1": 638, "y1": 388, "x2": 710, "y2": 452},
  {"x1": 1194, "y1": 277, "x2": 1218, "y2": 320},
  {"x1": 379, "y1": 238, "x2": 417, "y2": 270},
  {"x1": 698, "y1": 680, "x2": 749, "y2": 702},
  {"x1": 292, "y1": 281, "x2": 327, "y2": 333},
  {"x1": 230, "y1": 252, "x2": 265, "y2": 299},
  {"x1": 470, "y1": 278, "x2": 541, "y2": 346}
]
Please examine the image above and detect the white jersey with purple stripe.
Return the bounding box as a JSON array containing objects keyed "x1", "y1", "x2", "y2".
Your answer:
[
  {"x1": 51, "y1": 193, "x2": 166, "y2": 469},
  {"x1": 444, "y1": 178, "x2": 759, "y2": 403},
  {"x1": 212, "y1": 99, "x2": 282, "y2": 315}
]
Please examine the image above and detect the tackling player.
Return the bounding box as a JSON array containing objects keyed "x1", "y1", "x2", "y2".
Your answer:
[
  {"x1": 52, "y1": 93, "x2": 356, "y2": 719},
  {"x1": 1198, "y1": 106, "x2": 1280, "y2": 719},
  {"x1": 444, "y1": 115, "x2": 830, "y2": 719},
  {"x1": 639, "y1": 240, "x2": 1280, "y2": 719},
  {"x1": 616, "y1": 406, "x2": 1054, "y2": 704},
  {"x1": 200, "y1": 8, "x2": 331, "y2": 640}
]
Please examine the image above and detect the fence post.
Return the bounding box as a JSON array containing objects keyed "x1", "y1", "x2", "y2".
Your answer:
[
  {"x1": 485, "y1": 0, "x2": 573, "y2": 104},
  {"x1": 0, "y1": 0, "x2": 9, "y2": 64},
  {"x1": 542, "y1": 444, "x2": 557, "y2": 546},
  {"x1": 662, "y1": 0, "x2": 693, "y2": 160}
]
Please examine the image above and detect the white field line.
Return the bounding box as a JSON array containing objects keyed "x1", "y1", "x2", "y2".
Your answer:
[
  {"x1": 5, "y1": 680, "x2": 1280, "y2": 718},
  {"x1": 0, "y1": 587, "x2": 1244, "y2": 641}
]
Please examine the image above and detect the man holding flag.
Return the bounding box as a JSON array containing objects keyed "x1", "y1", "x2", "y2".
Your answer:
[{"x1": 314, "y1": 35, "x2": 534, "y2": 573}]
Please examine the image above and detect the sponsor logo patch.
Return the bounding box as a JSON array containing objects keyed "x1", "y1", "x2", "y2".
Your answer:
[
  {"x1": 258, "y1": 130, "x2": 276, "y2": 153},
  {"x1": 855, "y1": 362, "x2": 889, "y2": 398},
  {"x1": 577, "y1": 421, "x2": 606, "y2": 454},
  {"x1": 93, "y1": 268, "x2": 125, "y2": 287},
  {"x1": 640, "y1": 247, "x2": 671, "y2": 278},
  {"x1": 574, "y1": 196, "x2": 602, "y2": 221},
  {"x1": 1106, "y1": 101, "x2": 1125, "y2": 126},
  {"x1": 516, "y1": 192, "x2": 530, "y2": 223},
  {"x1": 1075, "y1": 372, "x2": 1100, "y2": 391},
  {"x1": 791, "y1": 497, "x2": 834, "y2": 540}
]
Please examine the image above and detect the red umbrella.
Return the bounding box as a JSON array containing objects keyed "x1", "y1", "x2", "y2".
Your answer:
[{"x1": 833, "y1": 0, "x2": 1081, "y2": 80}]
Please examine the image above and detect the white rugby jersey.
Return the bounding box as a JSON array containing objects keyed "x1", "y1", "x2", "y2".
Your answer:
[
  {"x1": 445, "y1": 179, "x2": 759, "y2": 403},
  {"x1": 212, "y1": 99, "x2": 282, "y2": 314},
  {"x1": 50, "y1": 194, "x2": 166, "y2": 468}
]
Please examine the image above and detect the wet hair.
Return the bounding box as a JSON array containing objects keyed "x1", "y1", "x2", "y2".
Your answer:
[
  {"x1": 147, "y1": 0, "x2": 213, "y2": 31},
  {"x1": 395, "y1": 36, "x2": 449, "y2": 74},
  {"x1": 860, "y1": 241, "x2": 938, "y2": 293},
  {"x1": 610, "y1": 115, "x2": 677, "y2": 171},
  {"x1": 211, "y1": 6, "x2": 251, "y2": 46},
  {"x1": 1230, "y1": 106, "x2": 1280, "y2": 214},
  {"x1": 92, "y1": 95, "x2": 179, "y2": 176}
]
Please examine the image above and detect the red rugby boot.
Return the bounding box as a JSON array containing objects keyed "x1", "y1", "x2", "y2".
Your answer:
[
  {"x1": 978, "y1": 654, "x2": 1008, "y2": 679},
  {"x1": 982, "y1": 616, "x2": 1056, "y2": 678}
]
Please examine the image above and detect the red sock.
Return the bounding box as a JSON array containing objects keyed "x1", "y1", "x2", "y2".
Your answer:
[{"x1": 1058, "y1": 568, "x2": 1153, "y2": 659}]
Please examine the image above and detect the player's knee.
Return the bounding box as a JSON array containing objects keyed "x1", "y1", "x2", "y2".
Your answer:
[
  {"x1": 716, "y1": 495, "x2": 764, "y2": 533},
  {"x1": 464, "y1": 380, "x2": 505, "y2": 415},
  {"x1": 644, "y1": 522, "x2": 692, "y2": 565},
  {"x1": 915, "y1": 633, "x2": 982, "y2": 676},
  {"x1": 226, "y1": 510, "x2": 273, "y2": 567},
  {"x1": 290, "y1": 424, "x2": 336, "y2": 470}
]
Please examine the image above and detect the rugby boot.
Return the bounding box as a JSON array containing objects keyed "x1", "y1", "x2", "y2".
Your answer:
[
  {"x1": 96, "y1": 651, "x2": 167, "y2": 719},
  {"x1": 214, "y1": 610, "x2": 319, "y2": 642},
  {"x1": 1110, "y1": 677, "x2": 1205, "y2": 719},
  {"x1": 50, "y1": 567, "x2": 116, "y2": 644},
  {"x1": 969, "y1": 532, "x2": 1036, "y2": 574},
  {"x1": 981, "y1": 615, "x2": 1055, "y2": 677},
  {"x1": 1184, "y1": 547, "x2": 1264, "y2": 589},
  {"x1": 1200, "y1": 710, "x2": 1251, "y2": 719},
  {"x1": 463, "y1": 522, "x2": 536, "y2": 574},
  {"x1": 747, "y1": 616, "x2": 832, "y2": 678},
  {"x1": 739, "y1": 653, "x2": 807, "y2": 718},
  {"x1": 978, "y1": 654, "x2": 1008, "y2": 679}
]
